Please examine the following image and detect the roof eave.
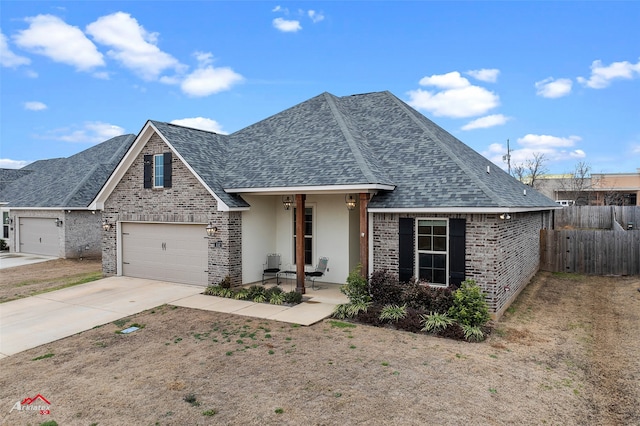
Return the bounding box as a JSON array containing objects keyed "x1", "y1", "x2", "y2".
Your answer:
[
  {"x1": 368, "y1": 206, "x2": 561, "y2": 214},
  {"x1": 225, "y1": 183, "x2": 395, "y2": 195}
]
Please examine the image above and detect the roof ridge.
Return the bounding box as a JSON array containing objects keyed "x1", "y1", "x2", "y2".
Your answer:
[
  {"x1": 323, "y1": 92, "x2": 379, "y2": 184},
  {"x1": 389, "y1": 94, "x2": 505, "y2": 206}
]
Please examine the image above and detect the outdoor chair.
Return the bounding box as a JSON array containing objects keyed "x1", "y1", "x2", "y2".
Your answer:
[
  {"x1": 305, "y1": 257, "x2": 329, "y2": 290},
  {"x1": 262, "y1": 253, "x2": 282, "y2": 285}
]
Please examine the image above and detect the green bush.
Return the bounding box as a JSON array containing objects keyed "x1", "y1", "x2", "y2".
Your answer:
[
  {"x1": 284, "y1": 290, "x2": 303, "y2": 305},
  {"x1": 0, "y1": 240, "x2": 7, "y2": 251},
  {"x1": 368, "y1": 270, "x2": 403, "y2": 305},
  {"x1": 447, "y1": 280, "x2": 490, "y2": 328},
  {"x1": 333, "y1": 300, "x2": 371, "y2": 319},
  {"x1": 420, "y1": 312, "x2": 454, "y2": 333},
  {"x1": 378, "y1": 304, "x2": 407, "y2": 322},
  {"x1": 204, "y1": 285, "x2": 223, "y2": 296},
  {"x1": 341, "y1": 266, "x2": 371, "y2": 304},
  {"x1": 269, "y1": 292, "x2": 285, "y2": 305},
  {"x1": 246, "y1": 285, "x2": 265, "y2": 300},
  {"x1": 233, "y1": 288, "x2": 250, "y2": 300}
]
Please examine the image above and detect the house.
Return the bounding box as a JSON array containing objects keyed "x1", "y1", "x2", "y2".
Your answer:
[
  {"x1": 0, "y1": 134, "x2": 135, "y2": 258},
  {"x1": 91, "y1": 91, "x2": 559, "y2": 317},
  {"x1": 539, "y1": 169, "x2": 640, "y2": 206}
]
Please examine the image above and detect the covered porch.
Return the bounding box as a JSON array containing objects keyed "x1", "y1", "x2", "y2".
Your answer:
[{"x1": 238, "y1": 189, "x2": 377, "y2": 293}]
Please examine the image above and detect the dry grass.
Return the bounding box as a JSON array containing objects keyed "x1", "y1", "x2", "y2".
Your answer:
[{"x1": 1, "y1": 262, "x2": 639, "y2": 425}]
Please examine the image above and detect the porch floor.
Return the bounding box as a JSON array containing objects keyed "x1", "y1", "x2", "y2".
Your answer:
[{"x1": 170, "y1": 280, "x2": 348, "y2": 326}]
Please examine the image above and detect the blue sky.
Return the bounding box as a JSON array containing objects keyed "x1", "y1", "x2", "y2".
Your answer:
[{"x1": 1, "y1": 1, "x2": 639, "y2": 175}]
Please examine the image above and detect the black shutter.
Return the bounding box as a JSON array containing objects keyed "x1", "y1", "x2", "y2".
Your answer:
[
  {"x1": 143, "y1": 154, "x2": 152, "y2": 188},
  {"x1": 163, "y1": 152, "x2": 172, "y2": 188},
  {"x1": 398, "y1": 217, "x2": 415, "y2": 283},
  {"x1": 449, "y1": 218, "x2": 466, "y2": 288}
]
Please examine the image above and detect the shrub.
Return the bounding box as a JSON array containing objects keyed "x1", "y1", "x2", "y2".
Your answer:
[
  {"x1": 269, "y1": 292, "x2": 285, "y2": 305},
  {"x1": 218, "y1": 276, "x2": 231, "y2": 289},
  {"x1": 394, "y1": 308, "x2": 425, "y2": 333},
  {"x1": 204, "y1": 285, "x2": 223, "y2": 296},
  {"x1": 369, "y1": 270, "x2": 404, "y2": 305},
  {"x1": 283, "y1": 291, "x2": 303, "y2": 305},
  {"x1": 438, "y1": 322, "x2": 465, "y2": 340},
  {"x1": 355, "y1": 305, "x2": 384, "y2": 327},
  {"x1": 333, "y1": 300, "x2": 372, "y2": 319},
  {"x1": 379, "y1": 304, "x2": 408, "y2": 322},
  {"x1": 246, "y1": 285, "x2": 265, "y2": 300},
  {"x1": 420, "y1": 312, "x2": 455, "y2": 334},
  {"x1": 341, "y1": 266, "x2": 371, "y2": 304},
  {"x1": 233, "y1": 288, "x2": 250, "y2": 300},
  {"x1": 448, "y1": 280, "x2": 490, "y2": 328},
  {"x1": 0, "y1": 240, "x2": 7, "y2": 251},
  {"x1": 265, "y1": 286, "x2": 283, "y2": 298},
  {"x1": 461, "y1": 324, "x2": 485, "y2": 342},
  {"x1": 401, "y1": 280, "x2": 454, "y2": 313}
]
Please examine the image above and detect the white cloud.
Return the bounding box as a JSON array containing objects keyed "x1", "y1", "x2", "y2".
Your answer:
[
  {"x1": 24, "y1": 101, "x2": 47, "y2": 111},
  {"x1": 13, "y1": 15, "x2": 104, "y2": 71},
  {"x1": 86, "y1": 12, "x2": 183, "y2": 81},
  {"x1": 308, "y1": 10, "x2": 325, "y2": 23},
  {"x1": 170, "y1": 117, "x2": 227, "y2": 134},
  {"x1": 0, "y1": 158, "x2": 31, "y2": 169},
  {"x1": 273, "y1": 17, "x2": 302, "y2": 32},
  {"x1": 577, "y1": 58, "x2": 640, "y2": 89},
  {"x1": 483, "y1": 134, "x2": 586, "y2": 168},
  {"x1": 0, "y1": 31, "x2": 31, "y2": 67},
  {"x1": 180, "y1": 51, "x2": 243, "y2": 97},
  {"x1": 46, "y1": 121, "x2": 125, "y2": 143},
  {"x1": 535, "y1": 77, "x2": 573, "y2": 98},
  {"x1": 461, "y1": 114, "x2": 509, "y2": 131},
  {"x1": 466, "y1": 68, "x2": 500, "y2": 83},
  {"x1": 408, "y1": 71, "x2": 500, "y2": 118}
]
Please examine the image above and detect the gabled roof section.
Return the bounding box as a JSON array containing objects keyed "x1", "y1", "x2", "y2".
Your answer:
[
  {"x1": 148, "y1": 121, "x2": 249, "y2": 209},
  {"x1": 1, "y1": 134, "x2": 135, "y2": 208},
  {"x1": 0, "y1": 168, "x2": 33, "y2": 191},
  {"x1": 225, "y1": 92, "x2": 394, "y2": 190}
]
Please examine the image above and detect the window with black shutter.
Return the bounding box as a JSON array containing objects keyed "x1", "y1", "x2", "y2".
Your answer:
[{"x1": 144, "y1": 152, "x2": 172, "y2": 188}]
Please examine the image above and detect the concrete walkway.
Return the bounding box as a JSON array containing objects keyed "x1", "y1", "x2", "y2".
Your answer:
[
  {"x1": 0, "y1": 276, "x2": 347, "y2": 358},
  {"x1": 0, "y1": 252, "x2": 57, "y2": 269}
]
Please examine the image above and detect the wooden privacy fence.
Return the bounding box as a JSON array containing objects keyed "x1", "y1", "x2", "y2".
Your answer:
[
  {"x1": 554, "y1": 206, "x2": 640, "y2": 230},
  {"x1": 540, "y1": 229, "x2": 640, "y2": 275}
]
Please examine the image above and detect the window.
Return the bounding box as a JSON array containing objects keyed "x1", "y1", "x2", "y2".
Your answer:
[
  {"x1": 143, "y1": 152, "x2": 172, "y2": 189},
  {"x1": 417, "y1": 219, "x2": 448, "y2": 286},
  {"x1": 154, "y1": 154, "x2": 164, "y2": 187},
  {"x1": 293, "y1": 206, "x2": 313, "y2": 265}
]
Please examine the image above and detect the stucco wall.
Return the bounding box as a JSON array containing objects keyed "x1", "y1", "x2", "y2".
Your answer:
[
  {"x1": 102, "y1": 133, "x2": 242, "y2": 286},
  {"x1": 372, "y1": 211, "x2": 548, "y2": 317}
]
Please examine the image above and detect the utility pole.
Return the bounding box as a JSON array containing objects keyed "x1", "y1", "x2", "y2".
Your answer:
[{"x1": 502, "y1": 139, "x2": 511, "y2": 175}]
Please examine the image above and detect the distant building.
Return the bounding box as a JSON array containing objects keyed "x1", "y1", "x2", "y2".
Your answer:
[{"x1": 538, "y1": 169, "x2": 640, "y2": 206}]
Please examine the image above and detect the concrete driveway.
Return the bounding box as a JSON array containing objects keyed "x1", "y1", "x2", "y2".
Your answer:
[
  {"x1": 0, "y1": 277, "x2": 203, "y2": 358},
  {"x1": 0, "y1": 252, "x2": 57, "y2": 269}
]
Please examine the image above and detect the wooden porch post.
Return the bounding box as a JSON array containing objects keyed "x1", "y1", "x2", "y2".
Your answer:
[
  {"x1": 359, "y1": 193, "x2": 370, "y2": 279},
  {"x1": 295, "y1": 194, "x2": 306, "y2": 294}
]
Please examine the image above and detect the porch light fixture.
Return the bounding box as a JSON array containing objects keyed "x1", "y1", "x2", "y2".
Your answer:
[
  {"x1": 499, "y1": 213, "x2": 511, "y2": 220},
  {"x1": 345, "y1": 194, "x2": 357, "y2": 210},
  {"x1": 102, "y1": 220, "x2": 112, "y2": 231},
  {"x1": 55, "y1": 218, "x2": 63, "y2": 227},
  {"x1": 206, "y1": 222, "x2": 218, "y2": 237},
  {"x1": 282, "y1": 195, "x2": 293, "y2": 211}
]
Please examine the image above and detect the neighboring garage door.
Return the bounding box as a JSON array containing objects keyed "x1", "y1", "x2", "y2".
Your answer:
[
  {"x1": 19, "y1": 217, "x2": 59, "y2": 256},
  {"x1": 121, "y1": 223, "x2": 208, "y2": 286}
]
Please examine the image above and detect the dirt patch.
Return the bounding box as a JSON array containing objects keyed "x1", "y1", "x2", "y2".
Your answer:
[
  {"x1": 1, "y1": 269, "x2": 638, "y2": 425},
  {"x1": 0, "y1": 258, "x2": 102, "y2": 303}
]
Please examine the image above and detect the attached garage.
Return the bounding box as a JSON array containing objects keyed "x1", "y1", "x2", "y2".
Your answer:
[
  {"x1": 121, "y1": 222, "x2": 209, "y2": 286},
  {"x1": 19, "y1": 217, "x2": 59, "y2": 256}
]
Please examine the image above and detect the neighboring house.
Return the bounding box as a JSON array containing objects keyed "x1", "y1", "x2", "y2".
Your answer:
[
  {"x1": 539, "y1": 170, "x2": 640, "y2": 206},
  {"x1": 91, "y1": 91, "x2": 558, "y2": 317},
  {"x1": 0, "y1": 134, "x2": 135, "y2": 258}
]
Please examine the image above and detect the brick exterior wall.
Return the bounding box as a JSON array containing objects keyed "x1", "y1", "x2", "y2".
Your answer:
[
  {"x1": 102, "y1": 133, "x2": 242, "y2": 286},
  {"x1": 372, "y1": 211, "x2": 547, "y2": 317}
]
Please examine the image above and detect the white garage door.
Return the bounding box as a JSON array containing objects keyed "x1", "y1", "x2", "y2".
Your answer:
[
  {"x1": 121, "y1": 223, "x2": 208, "y2": 286},
  {"x1": 19, "y1": 218, "x2": 59, "y2": 256}
]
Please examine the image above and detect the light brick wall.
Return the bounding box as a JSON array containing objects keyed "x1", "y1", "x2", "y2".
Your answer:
[
  {"x1": 63, "y1": 210, "x2": 102, "y2": 258},
  {"x1": 372, "y1": 211, "x2": 547, "y2": 317},
  {"x1": 102, "y1": 133, "x2": 242, "y2": 286}
]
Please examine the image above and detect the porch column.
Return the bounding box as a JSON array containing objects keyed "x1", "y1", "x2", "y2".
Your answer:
[
  {"x1": 359, "y1": 193, "x2": 370, "y2": 278},
  {"x1": 295, "y1": 194, "x2": 306, "y2": 294}
]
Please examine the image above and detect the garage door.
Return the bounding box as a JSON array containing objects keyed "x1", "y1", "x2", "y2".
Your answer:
[
  {"x1": 121, "y1": 223, "x2": 208, "y2": 286},
  {"x1": 19, "y1": 218, "x2": 59, "y2": 256}
]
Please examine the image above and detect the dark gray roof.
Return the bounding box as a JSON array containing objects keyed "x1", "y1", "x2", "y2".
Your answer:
[
  {"x1": 1, "y1": 134, "x2": 135, "y2": 208},
  {"x1": 149, "y1": 121, "x2": 248, "y2": 208},
  {"x1": 222, "y1": 91, "x2": 557, "y2": 209},
  {"x1": 0, "y1": 168, "x2": 33, "y2": 192}
]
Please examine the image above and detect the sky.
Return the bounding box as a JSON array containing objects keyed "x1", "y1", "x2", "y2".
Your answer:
[{"x1": 1, "y1": 1, "x2": 639, "y2": 175}]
